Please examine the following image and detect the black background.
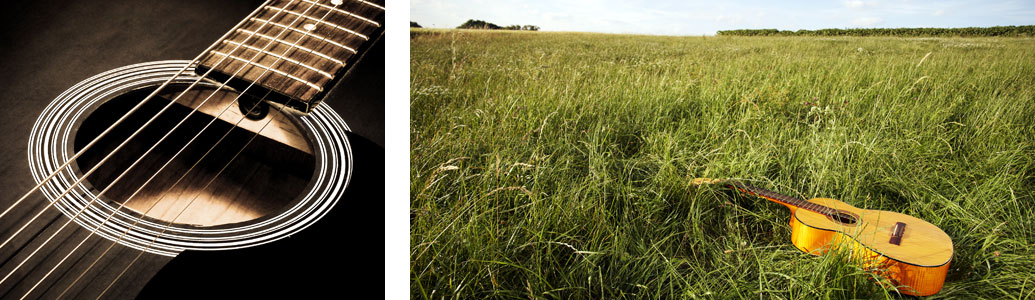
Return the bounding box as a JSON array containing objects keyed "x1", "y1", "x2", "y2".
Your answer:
[{"x1": 0, "y1": 0, "x2": 383, "y2": 297}]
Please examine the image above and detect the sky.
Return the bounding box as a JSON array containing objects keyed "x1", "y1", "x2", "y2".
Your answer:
[{"x1": 410, "y1": 0, "x2": 1035, "y2": 35}]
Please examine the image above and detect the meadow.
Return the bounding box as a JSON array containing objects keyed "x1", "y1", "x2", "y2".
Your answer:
[{"x1": 410, "y1": 29, "x2": 1035, "y2": 299}]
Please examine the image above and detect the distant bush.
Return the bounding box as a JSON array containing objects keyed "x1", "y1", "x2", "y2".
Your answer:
[
  {"x1": 457, "y1": 19, "x2": 539, "y2": 31},
  {"x1": 716, "y1": 25, "x2": 1035, "y2": 37},
  {"x1": 410, "y1": 21, "x2": 422, "y2": 28},
  {"x1": 458, "y1": 19, "x2": 502, "y2": 30}
]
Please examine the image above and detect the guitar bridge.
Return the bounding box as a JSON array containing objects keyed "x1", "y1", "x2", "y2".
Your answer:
[{"x1": 889, "y1": 222, "x2": 906, "y2": 245}]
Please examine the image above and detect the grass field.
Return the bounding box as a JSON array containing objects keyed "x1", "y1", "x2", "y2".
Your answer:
[{"x1": 409, "y1": 29, "x2": 1035, "y2": 299}]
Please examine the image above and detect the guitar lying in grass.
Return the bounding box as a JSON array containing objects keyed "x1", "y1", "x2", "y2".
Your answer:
[{"x1": 691, "y1": 178, "x2": 953, "y2": 296}]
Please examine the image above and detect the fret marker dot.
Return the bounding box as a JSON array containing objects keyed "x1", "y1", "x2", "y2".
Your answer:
[
  {"x1": 303, "y1": 23, "x2": 317, "y2": 31},
  {"x1": 331, "y1": 0, "x2": 343, "y2": 5}
]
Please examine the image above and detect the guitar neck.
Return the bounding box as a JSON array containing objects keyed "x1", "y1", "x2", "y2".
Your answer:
[
  {"x1": 724, "y1": 180, "x2": 836, "y2": 216},
  {"x1": 195, "y1": 0, "x2": 385, "y2": 114}
]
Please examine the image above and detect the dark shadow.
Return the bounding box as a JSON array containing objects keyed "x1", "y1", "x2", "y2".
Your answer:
[{"x1": 137, "y1": 132, "x2": 383, "y2": 298}]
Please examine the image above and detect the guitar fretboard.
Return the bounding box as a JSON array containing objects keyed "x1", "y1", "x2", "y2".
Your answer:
[
  {"x1": 196, "y1": 0, "x2": 385, "y2": 113},
  {"x1": 727, "y1": 181, "x2": 836, "y2": 216}
]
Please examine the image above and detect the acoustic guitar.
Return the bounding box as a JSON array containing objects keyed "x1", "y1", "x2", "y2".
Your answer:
[
  {"x1": 692, "y1": 178, "x2": 953, "y2": 296},
  {"x1": 0, "y1": 0, "x2": 383, "y2": 298}
]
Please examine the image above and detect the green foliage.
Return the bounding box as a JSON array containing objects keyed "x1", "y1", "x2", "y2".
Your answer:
[
  {"x1": 457, "y1": 19, "x2": 502, "y2": 30},
  {"x1": 717, "y1": 25, "x2": 1035, "y2": 37},
  {"x1": 410, "y1": 30, "x2": 1035, "y2": 299},
  {"x1": 457, "y1": 19, "x2": 540, "y2": 31}
]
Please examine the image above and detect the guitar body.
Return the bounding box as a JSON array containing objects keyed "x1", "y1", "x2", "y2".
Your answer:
[
  {"x1": 0, "y1": 0, "x2": 383, "y2": 297},
  {"x1": 787, "y1": 198, "x2": 953, "y2": 296}
]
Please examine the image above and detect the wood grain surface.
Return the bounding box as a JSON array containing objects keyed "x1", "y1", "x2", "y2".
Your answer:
[
  {"x1": 794, "y1": 198, "x2": 953, "y2": 267},
  {"x1": 0, "y1": 0, "x2": 383, "y2": 298},
  {"x1": 789, "y1": 198, "x2": 952, "y2": 296}
]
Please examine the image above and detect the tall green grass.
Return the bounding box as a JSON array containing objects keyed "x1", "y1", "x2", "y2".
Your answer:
[{"x1": 410, "y1": 29, "x2": 1035, "y2": 299}]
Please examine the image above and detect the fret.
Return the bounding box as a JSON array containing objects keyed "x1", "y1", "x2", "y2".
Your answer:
[
  {"x1": 209, "y1": 50, "x2": 323, "y2": 91},
  {"x1": 780, "y1": 198, "x2": 794, "y2": 207},
  {"x1": 357, "y1": 0, "x2": 385, "y2": 10},
  {"x1": 249, "y1": 17, "x2": 357, "y2": 53},
  {"x1": 195, "y1": 0, "x2": 384, "y2": 112},
  {"x1": 220, "y1": 40, "x2": 334, "y2": 78},
  {"x1": 300, "y1": 0, "x2": 380, "y2": 26},
  {"x1": 248, "y1": 7, "x2": 370, "y2": 53},
  {"x1": 235, "y1": 28, "x2": 347, "y2": 64},
  {"x1": 734, "y1": 181, "x2": 835, "y2": 216},
  {"x1": 804, "y1": 202, "x2": 817, "y2": 212},
  {"x1": 265, "y1": 5, "x2": 369, "y2": 40}
]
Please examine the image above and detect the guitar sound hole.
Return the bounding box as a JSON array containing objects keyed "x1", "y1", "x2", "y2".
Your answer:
[
  {"x1": 71, "y1": 85, "x2": 316, "y2": 227},
  {"x1": 829, "y1": 211, "x2": 858, "y2": 225}
]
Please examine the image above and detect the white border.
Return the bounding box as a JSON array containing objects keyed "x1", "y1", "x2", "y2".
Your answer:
[{"x1": 384, "y1": 0, "x2": 409, "y2": 298}]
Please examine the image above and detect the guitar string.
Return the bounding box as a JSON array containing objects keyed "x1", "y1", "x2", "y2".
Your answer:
[
  {"x1": 8, "y1": 0, "x2": 322, "y2": 294},
  {"x1": 15, "y1": 0, "x2": 360, "y2": 295},
  {"x1": 98, "y1": 96, "x2": 290, "y2": 300},
  {"x1": 52, "y1": 3, "x2": 341, "y2": 298},
  {"x1": 0, "y1": 0, "x2": 279, "y2": 222},
  {"x1": 53, "y1": 98, "x2": 278, "y2": 299},
  {"x1": 702, "y1": 179, "x2": 827, "y2": 214},
  {"x1": 92, "y1": 4, "x2": 344, "y2": 298},
  {"x1": 0, "y1": 1, "x2": 304, "y2": 285},
  {"x1": 0, "y1": 0, "x2": 292, "y2": 251},
  {"x1": 24, "y1": 90, "x2": 275, "y2": 297},
  {"x1": 731, "y1": 180, "x2": 835, "y2": 216},
  {"x1": 0, "y1": 0, "x2": 314, "y2": 292}
]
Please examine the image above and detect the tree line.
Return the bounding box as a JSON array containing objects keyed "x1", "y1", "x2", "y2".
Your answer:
[
  {"x1": 716, "y1": 25, "x2": 1035, "y2": 37},
  {"x1": 457, "y1": 19, "x2": 539, "y2": 31}
]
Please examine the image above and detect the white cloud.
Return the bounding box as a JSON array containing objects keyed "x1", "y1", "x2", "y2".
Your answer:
[
  {"x1": 852, "y1": 17, "x2": 884, "y2": 26},
  {"x1": 933, "y1": 9, "x2": 945, "y2": 16},
  {"x1": 844, "y1": 0, "x2": 878, "y2": 9},
  {"x1": 715, "y1": 14, "x2": 746, "y2": 24}
]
